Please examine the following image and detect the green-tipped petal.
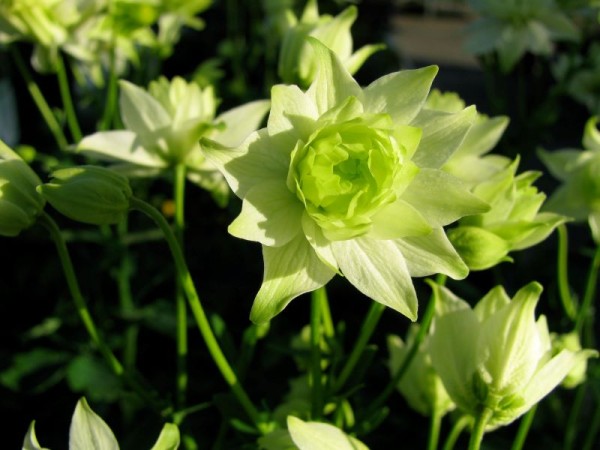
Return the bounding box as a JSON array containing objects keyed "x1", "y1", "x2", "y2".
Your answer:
[
  {"x1": 202, "y1": 130, "x2": 290, "y2": 197},
  {"x1": 411, "y1": 106, "x2": 477, "y2": 169},
  {"x1": 537, "y1": 148, "x2": 583, "y2": 181},
  {"x1": 251, "y1": 235, "x2": 335, "y2": 324},
  {"x1": 69, "y1": 398, "x2": 119, "y2": 450},
  {"x1": 583, "y1": 116, "x2": 600, "y2": 151},
  {"x1": 331, "y1": 237, "x2": 418, "y2": 320},
  {"x1": 345, "y1": 43, "x2": 385, "y2": 75},
  {"x1": 287, "y1": 416, "x2": 369, "y2": 450},
  {"x1": 302, "y1": 213, "x2": 339, "y2": 272},
  {"x1": 229, "y1": 181, "x2": 303, "y2": 246},
  {"x1": 448, "y1": 226, "x2": 511, "y2": 271},
  {"x1": 213, "y1": 100, "x2": 271, "y2": 148},
  {"x1": 402, "y1": 169, "x2": 490, "y2": 227},
  {"x1": 150, "y1": 423, "x2": 180, "y2": 450},
  {"x1": 119, "y1": 80, "x2": 171, "y2": 138},
  {"x1": 77, "y1": 130, "x2": 166, "y2": 168},
  {"x1": 22, "y1": 422, "x2": 49, "y2": 450},
  {"x1": 305, "y1": 37, "x2": 363, "y2": 115},
  {"x1": 458, "y1": 115, "x2": 509, "y2": 158},
  {"x1": 268, "y1": 84, "x2": 318, "y2": 138},
  {"x1": 394, "y1": 228, "x2": 469, "y2": 279},
  {"x1": 362, "y1": 66, "x2": 438, "y2": 124},
  {"x1": 370, "y1": 199, "x2": 432, "y2": 239}
]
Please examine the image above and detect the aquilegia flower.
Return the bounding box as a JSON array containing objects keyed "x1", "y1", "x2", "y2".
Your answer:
[
  {"x1": 539, "y1": 116, "x2": 600, "y2": 243},
  {"x1": 203, "y1": 38, "x2": 489, "y2": 323},
  {"x1": 77, "y1": 76, "x2": 270, "y2": 206},
  {"x1": 0, "y1": 139, "x2": 45, "y2": 237},
  {"x1": 278, "y1": 0, "x2": 383, "y2": 88},
  {"x1": 429, "y1": 282, "x2": 597, "y2": 429}
]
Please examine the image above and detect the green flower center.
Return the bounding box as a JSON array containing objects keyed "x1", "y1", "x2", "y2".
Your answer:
[{"x1": 288, "y1": 117, "x2": 404, "y2": 239}]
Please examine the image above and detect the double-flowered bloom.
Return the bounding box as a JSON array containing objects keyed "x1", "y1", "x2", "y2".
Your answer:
[{"x1": 203, "y1": 39, "x2": 490, "y2": 323}]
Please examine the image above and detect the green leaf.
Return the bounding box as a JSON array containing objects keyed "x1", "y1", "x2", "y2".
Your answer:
[
  {"x1": 22, "y1": 422, "x2": 50, "y2": 450},
  {"x1": 69, "y1": 398, "x2": 119, "y2": 450},
  {"x1": 331, "y1": 236, "x2": 418, "y2": 321},
  {"x1": 362, "y1": 66, "x2": 438, "y2": 125},
  {"x1": 66, "y1": 355, "x2": 122, "y2": 403},
  {"x1": 287, "y1": 416, "x2": 369, "y2": 450},
  {"x1": 229, "y1": 181, "x2": 304, "y2": 246},
  {"x1": 149, "y1": 424, "x2": 180, "y2": 450},
  {"x1": 251, "y1": 235, "x2": 335, "y2": 323}
]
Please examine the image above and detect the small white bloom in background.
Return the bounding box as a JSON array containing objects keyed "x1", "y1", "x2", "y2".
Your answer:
[{"x1": 429, "y1": 282, "x2": 597, "y2": 429}]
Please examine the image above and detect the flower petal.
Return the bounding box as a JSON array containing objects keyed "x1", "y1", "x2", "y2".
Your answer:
[
  {"x1": 229, "y1": 181, "x2": 303, "y2": 247},
  {"x1": 69, "y1": 398, "x2": 119, "y2": 450},
  {"x1": 370, "y1": 199, "x2": 432, "y2": 239},
  {"x1": 268, "y1": 84, "x2": 318, "y2": 139},
  {"x1": 394, "y1": 228, "x2": 469, "y2": 279},
  {"x1": 251, "y1": 235, "x2": 335, "y2": 324},
  {"x1": 202, "y1": 130, "x2": 290, "y2": 197},
  {"x1": 119, "y1": 80, "x2": 171, "y2": 137},
  {"x1": 411, "y1": 106, "x2": 477, "y2": 169},
  {"x1": 401, "y1": 168, "x2": 490, "y2": 227},
  {"x1": 287, "y1": 416, "x2": 369, "y2": 450},
  {"x1": 305, "y1": 37, "x2": 362, "y2": 115},
  {"x1": 331, "y1": 237, "x2": 418, "y2": 320},
  {"x1": 78, "y1": 130, "x2": 166, "y2": 168},
  {"x1": 302, "y1": 212, "x2": 339, "y2": 272},
  {"x1": 362, "y1": 66, "x2": 438, "y2": 124},
  {"x1": 213, "y1": 100, "x2": 271, "y2": 147}
]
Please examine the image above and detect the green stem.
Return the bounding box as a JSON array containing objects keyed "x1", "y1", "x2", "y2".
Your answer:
[
  {"x1": 363, "y1": 284, "x2": 438, "y2": 416},
  {"x1": 564, "y1": 383, "x2": 587, "y2": 450},
  {"x1": 55, "y1": 52, "x2": 82, "y2": 142},
  {"x1": 582, "y1": 387, "x2": 600, "y2": 450},
  {"x1": 557, "y1": 224, "x2": 578, "y2": 321},
  {"x1": 174, "y1": 163, "x2": 188, "y2": 412},
  {"x1": 310, "y1": 287, "x2": 325, "y2": 419},
  {"x1": 332, "y1": 302, "x2": 385, "y2": 394},
  {"x1": 442, "y1": 415, "x2": 471, "y2": 450},
  {"x1": 10, "y1": 46, "x2": 68, "y2": 150},
  {"x1": 39, "y1": 212, "x2": 123, "y2": 375},
  {"x1": 575, "y1": 244, "x2": 600, "y2": 343},
  {"x1": 511, "y1": 404, "x2": 537, "y2": 450},
  {"x1": 129, "y1": 197, "x2": 264, "y2": 431},
  {"x1": 99, "y1": 38, "x2": 119, "y2": 131},
  {"x1": 468, "y1": 407, "x2": 492, "y2": 450},
  {"x1": 319, "y1": 287, "x2": 335, "y2": 340},
  {"x1": 427, "y1": 408, "x2": 443, "y2": 450}
]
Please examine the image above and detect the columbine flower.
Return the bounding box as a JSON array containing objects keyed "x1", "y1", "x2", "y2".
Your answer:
[
  {"x1": 425, "y1": 89, "x2": 511, "y2": 187},
  {"x1": 203, "y1": 38, "x2": 489, "y2": 323},
  {"x1": 539, "y1": 116, "x2": 600, "y2": 243},
  {"x1": 388, "y1": 327, "x2": 455, "y2": 418},
  {"x1": 551, "y1": 331, "x2": 590, "y2": 389},
  {"x1": 278, "y1": 0, "x2": 383, "y2": 88},
  {"x1": 465, "y1": 0, "x2": 580, "y2": 72},
  {"x1": 447, "y1": 157, "x2": 566, "y2": 270},
  {"x1": 77, "y1": 76, "x2": 270, "y2": 206},
  {"x1": 429, "y1": 282, "x2": 597, "y2": 429},
  {"x1": 258, "y1": 416, "x2": 369, "y2": 450},
  {"x1": 37, "y1": 165, "x2": 132, "y2": 225},
  {"x1": 0, "y1": 139, "x2": 46, "y2": 237}
]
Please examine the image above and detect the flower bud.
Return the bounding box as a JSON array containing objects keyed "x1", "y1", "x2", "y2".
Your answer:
[
  {"x1": 0, "y1": 140, "x2": 45, "y2": 237},
  {"x1": 551, "y1": 331, "x2": 589, "y2": 389},
  {"x1": 38, "y1": 166, "x2": 132, "y2": 225}
]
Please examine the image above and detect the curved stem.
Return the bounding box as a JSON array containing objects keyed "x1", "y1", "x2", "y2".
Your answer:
[
  {"x1": 427, "y1": 408, "x2": 443, "y2": 450},
  {"x1": 332, "y1": 302, "x2": 385, "y2": 394},
  {"x1": 511, "y1": 404, "x2": 537, "y2": 450},
  {"x1": 10, "y1": 46, "x2": 68, "y2": 150},
  {"x1": 575, "y1": 244, "x2": 600, "y2": 344},
  {"x1": 442, "y1": 415, "x2": 471, "y2": 450},
  {"x1": 55, "y1": 52, "x2": 82, "y2": 142},
  {"x1": 310, "y1": 287, "x2": 325, "y2": 419},
  {"x1": 174, "y1": 163, "x2": 188, "y2": 412},
  {"x1": 557, "y1": 224, "x2": 578, "y2": 321},
  {"x1": 129, "y1": 197, "x2": 264, "y2": 432},
  {"x1": 39, "y1": 212, "x2": 123, "y2": 375},
  {"x1": 468, "y1": 407, "x2": 492, "y2": 450}
]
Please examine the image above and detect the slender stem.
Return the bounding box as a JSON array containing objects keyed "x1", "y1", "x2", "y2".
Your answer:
[
  {"x1": 38, "y1": 212, "x2": 123, "y2": 375},
  {"x1": 55, "y1": 52, "x2": 82, "y2": 142},
  {"x1": 442, "y1": 415, "x2": 471, "y2": 450},
  {"x1": 557, "y1": 224, "x2": 578, "y2": 321},
  {"x1": 99, "y1": 38, "x2": 119, "y2": 131},
  {"x1": 427, "y1": 408, "x2": 443, "y2": 450},
  {"x1": 364, "y1": 285, "x2": 438, "y2": 416},
  {"x1": 319, "y1": 287, "x2": 335, "y2": 340},
  {"x1": 174, "y1": 164, "x2": 188, "y2": 412},
  {"x1": 310, "y1": 287, "x2": 325, "y2": 419},
  {"x1": 511, "y1": 404, "x2": 537, "y2": 450},
  {"x1": 575, "y1": 244, "x2": 600, "y2": 341},
  {"x1": 332, "y1": 302, "x2": 385, "y2": 394},
  {"x1": 10, "y1": 46, "x2": 68, "y2": 150},
  {"x1": 468, "y1": 407, "x2": 492, "y2": 450},
  {"x1": 129, "y1": 197, "x2": 264, "y2": 431}
]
